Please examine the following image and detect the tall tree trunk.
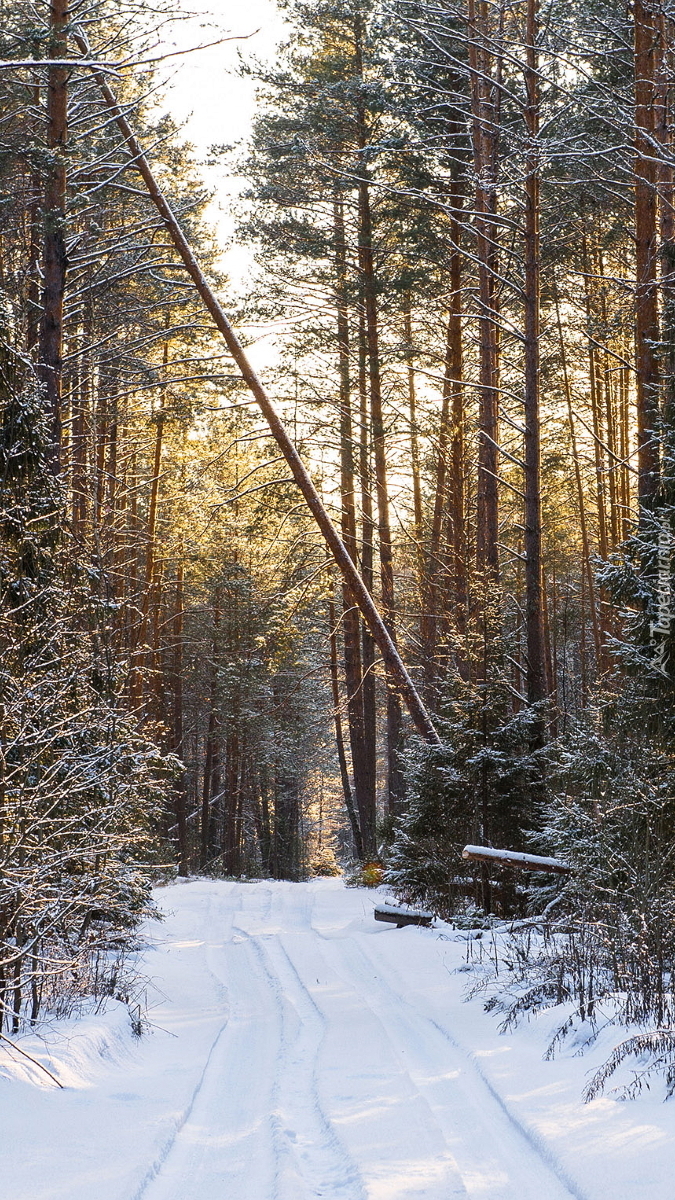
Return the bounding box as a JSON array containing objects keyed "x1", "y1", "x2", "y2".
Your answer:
[
  {"x1": 172, "y1": 562, "x2": 188, "y2": 875},
  {"x1": 71, "y1": 343, "x2": 88, "y2": 535},
  {"x1": 523, "y1": 0, "x2": 546, "y2": 716},
  {"x1": 200, "y1": 593, "x2": 221, "y2": 869},
  {"x1": 132, "y1": 378, "x2": 165, "y2": 708},
  {"x1": 597, "y1": 252, "x2": 620, "y2": 547},
  {"x1": 423, "y1": 201, "x2": 465, "y2": 697},
  {"x1": 403, "y1": 301, "x2": 425, "y2": 586},
  {"x1": 359, "y1": 311, "x2": 378, "y2": 831},
  {"x1": 333, "y1": 192, "x2": 373, "y2": 845},
  {"x1": 329, "y1": 594, "x2": 364, "y2": 859},
  {"x1": 223, "y1": 731, "x2": 239, "y2": 875},
  {"x1": 200, "y1": 711, "x2": 216, "y2": 870},
  {"x1": 469, "y1": 0, "x2": 501, "y2": 577},
  {"x1": 553, "y1": 280, "x2": 602, "y2": 669},
  {"x1": 258, "y1": 774, "x2": 272, "y2": 877},
  {"x1": 355, "y1": 53, "x2": 405, "y2": 817},
  {"x1": 27, "y1": 125, "x2": 41, "y2": 353},
  {"x1": 581, "y1": 240, "x2": 609, "y2": 560},
  {"x1": 40, "y1": 0, "x2": 69, "y2": 473},
  {"x1": 633, "y1": 0, "x2": 661, "y2": 506},
  {"x1": 657, "y1": 10, "x2": 675, "y2": 500},
  {"x1": 94, "y1": 379, "x2": 108, "y2": 533},
  {"x1": 619, "y1": 343, "x2": 632, "y2": 539},
  {"x1": 448, "y1": 205, "x2": 466, "y2": 628}
]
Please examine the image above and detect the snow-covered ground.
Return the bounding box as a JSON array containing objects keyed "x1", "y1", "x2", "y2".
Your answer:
[{"x1": 1, "y1": 878, "x2": 673, "y2": 1200}]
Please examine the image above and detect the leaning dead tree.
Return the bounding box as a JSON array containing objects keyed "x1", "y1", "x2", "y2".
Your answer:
[{"x1": 73, "y1": 33, "x2": 440, "y2": 748}]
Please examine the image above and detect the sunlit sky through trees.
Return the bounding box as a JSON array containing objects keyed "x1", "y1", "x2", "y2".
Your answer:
[{"x1": 165, "y1": 0, "x2": 285, "y2": 297}]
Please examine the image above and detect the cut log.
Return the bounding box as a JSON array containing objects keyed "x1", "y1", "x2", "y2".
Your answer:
[
  {"x1": 374, "y1": 903, "x2": 433, "y2": 928},
  {"x1": 462, "y1": 845, "x2": 572, "y2": 874}
]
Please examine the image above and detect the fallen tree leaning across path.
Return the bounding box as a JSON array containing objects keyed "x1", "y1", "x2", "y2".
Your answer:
[{"x1": 73, "y1": 32, "x2": 440, "y2": 747}]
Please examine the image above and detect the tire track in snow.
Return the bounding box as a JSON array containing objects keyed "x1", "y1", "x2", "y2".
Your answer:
[
  {"x1": 132, "y1": 888, "x2": 280, "y2": 1200},
  {"x1": 333, "y1": 934, "x2": 588, "y2": 1200},
  {"x1": 281, "y1": 928, "x2": 469, "y2": 1199},
  {"x1": 249, "y1": 931, "x2": 367, "y2": 1200},
  {"x1": 134, "y1": 882, "x2": 364, "y2": 1200},
  {"x1": 131, "y1": 881, "x2": 588, "y2": 1200},
  {"x1": 129, "y1": 1007, "x2": 232, "y2": 1200},
  {"x1": 128, "y1": 887, "x2": 235, "y2": 1200}
]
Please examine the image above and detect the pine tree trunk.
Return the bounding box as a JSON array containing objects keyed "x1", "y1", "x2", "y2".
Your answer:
[
  {"x1": 200, "y1": 712, "x2": 215, "y2": 870},
  {"x1": 333, "y1": 193, "x2": 373, "y2": 847},
  {"x1": 200, "y1": 593, "x2": 221, "y2": 869},
  {"x1": 633, "y1": 0, "x2": 661, "y2": 506},
  {"x1": 40, "y1": 0, "x2": 69, "y2": 473},
  {"x1": 523, "y1": 0, "x2": 546, "y2": 715},
  {"x1": 172, "y1": 562, "x2": 188, "y2": 875},
  {"x1": 329, "y1": 595, "x2": 364, "y2": 859},
  {"x1": 223, "y1": 731, "x2": 239, "y2": 875},
  {"x1": 132, "y1": 390, "x2": 164, "y2": 708},
  {"x1": 423, "y1": 203, "x2": 465, "y2": 696},
  {"x1": 422, "y1": 313, "x2": 452, "y2": 695},
  {"x1": 597, "y1": 252, "x2": 620, "y2": 547},
  {"x1": 359, "y1": 312, "x2": 379, "y2": 829},
  {"x1": 553, "y1": 280, "x2": 603, "y2": 668},
  {"x1": 469, "y1": 0, "x2": 501, "y2": 577},
  {"x1": 27, "y1": 135, "x2": 41, "y2": 353},
  {"x1": 403, "y1": 301, "x2": 425, "y2": 586},
  {"x1": 356, "y1": 101, "x2": 405, "y2": 819},
  {"x1": 582, "y1": 243, "x2": 609, "y2": 561},
  {"x1": 71, "y1": 345, "x2": 88, "y2": 535},
  {"x1": 448, "y1": 202, "x2": 466, "y2": 628}
]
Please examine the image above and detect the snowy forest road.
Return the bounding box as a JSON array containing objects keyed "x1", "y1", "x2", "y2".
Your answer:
[
  {"x1": 4, "y1": 878, "x2": 672, "y2": 1200},
  {"x1": 133, "y1": 880, "x2": 579, "y2": 1200}
]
